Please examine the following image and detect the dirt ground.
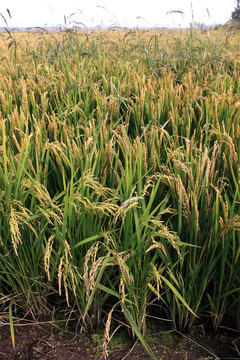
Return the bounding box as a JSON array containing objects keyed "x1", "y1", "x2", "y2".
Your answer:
[{"x1": 0, "y1": 323, "x2": 239, "y2": 360}]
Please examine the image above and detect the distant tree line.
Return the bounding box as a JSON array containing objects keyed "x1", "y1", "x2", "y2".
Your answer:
[{"x1": 231, "y1": 0, "x2": 240, "y2": 21}]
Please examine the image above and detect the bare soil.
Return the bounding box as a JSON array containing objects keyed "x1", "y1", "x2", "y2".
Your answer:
[{"x1": 0, "y1": 323, "x2": 239, "y2": 360}]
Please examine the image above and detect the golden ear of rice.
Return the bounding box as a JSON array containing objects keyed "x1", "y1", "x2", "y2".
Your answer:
[{"x1": 9, "y1": 205, "x2": 21, "y2": 255}]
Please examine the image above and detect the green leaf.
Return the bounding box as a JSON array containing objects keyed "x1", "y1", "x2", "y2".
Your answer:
[
  {"x1": 160, "y1": 274, "x2": 197, "y2": 317},
  {"x1": 73, "y1": 234, "x2": 103, "y2": 249},
  {"x1": 121, "y1": 303, "x2": 157, "y2": 360},
  {"x1": 9, "y1": 302, "x2": 15, "y2": 350},
  {"x1": 97, "y1": 283, "x2": 120, "y2": 299}
]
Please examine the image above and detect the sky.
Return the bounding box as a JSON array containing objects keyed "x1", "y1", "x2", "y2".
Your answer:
[{"x1": 0, "y1": 0, "x2": 237, "y2": 29}]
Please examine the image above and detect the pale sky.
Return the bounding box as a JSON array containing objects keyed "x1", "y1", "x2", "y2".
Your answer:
[{"x1": 0, "y1": 0, "x2": 237, "y2": 29}]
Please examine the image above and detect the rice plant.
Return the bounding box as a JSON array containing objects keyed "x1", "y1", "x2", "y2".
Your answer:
[{"x1": 0, "y1": 27, "x2": 239, "y2": 358}]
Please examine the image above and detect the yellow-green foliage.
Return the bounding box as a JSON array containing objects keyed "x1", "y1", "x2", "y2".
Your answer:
[{"x1": 0, "y1": 28, "x2": 239, "y2": 357}]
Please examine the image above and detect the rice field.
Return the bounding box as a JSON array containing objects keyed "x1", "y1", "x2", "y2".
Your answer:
[{"x1": 0, "y1": 27, "x2": 239, "y2": 359}]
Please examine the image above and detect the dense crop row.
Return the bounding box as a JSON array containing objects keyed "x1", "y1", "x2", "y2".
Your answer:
[{"x1": 0, "y1": 28, "x2": 239, "y2": 358}]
